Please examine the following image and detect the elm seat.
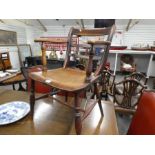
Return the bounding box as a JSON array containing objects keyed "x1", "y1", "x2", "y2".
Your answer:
[{"x1": 29, "y1": 68, "x2": 99, "y2": 92}]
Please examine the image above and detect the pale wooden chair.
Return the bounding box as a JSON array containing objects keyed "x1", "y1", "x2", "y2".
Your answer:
[{"x1": 29, "y1": 25, "x2": 116, "y2": 134}]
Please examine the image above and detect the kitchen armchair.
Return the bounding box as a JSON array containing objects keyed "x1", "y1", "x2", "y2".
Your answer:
[{"x1": 29, "y1": 25, "x2": 116, "y2": 134}]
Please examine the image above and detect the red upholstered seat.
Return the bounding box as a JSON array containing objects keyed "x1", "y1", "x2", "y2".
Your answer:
[{"x1": 127, "y1": 90, "x2": 155, "y2": 135}]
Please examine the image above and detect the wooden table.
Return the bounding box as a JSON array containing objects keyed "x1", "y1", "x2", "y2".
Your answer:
[
  {"x1": 0, "y1": 73, "x2": 26, "y2": 90},
  {"x1": 0, "y1": 89, "x2": 118, "y2": 135}
]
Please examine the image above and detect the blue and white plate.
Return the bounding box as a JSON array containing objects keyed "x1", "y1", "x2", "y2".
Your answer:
[{"x1": 0, "y1": 101, "x2": 30, "y2": 125}]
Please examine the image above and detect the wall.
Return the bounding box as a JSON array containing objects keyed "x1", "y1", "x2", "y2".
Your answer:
[
  {"x1": 0, "y1": 24, "x2": 27, "y2": 69},
  {"x1": 116, "y1": 25, "x2": 155, "y2": 47},
  {"x1": 26, "y1": 26, "x2": 44, "y2": 56},
  {"x1": 30, "y1": 24, "x2": 155, "y2": 73},
  {"x1": 1, "y1": 21, "x2": 155, "y2": 74},
  {"x1": 31, "y1": 24, "x2": 155, "y2": 51}
]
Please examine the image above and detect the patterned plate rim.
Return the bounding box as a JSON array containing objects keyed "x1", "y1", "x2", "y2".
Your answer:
[{"x1": 0, "y1": 101, "x2": 30, "y2": 125}]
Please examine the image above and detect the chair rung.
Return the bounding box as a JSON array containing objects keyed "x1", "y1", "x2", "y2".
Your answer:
[
  {"x1": 82, "y1": 99, "x2": 98, "y2": 121},
  {"x1": 50, "y1": 96, "x2": 75, "y2": 109}
]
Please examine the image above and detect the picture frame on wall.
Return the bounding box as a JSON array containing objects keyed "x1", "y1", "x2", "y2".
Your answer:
[{"x1": 0, "y1": 29, "x2": 17, "y2": 45}]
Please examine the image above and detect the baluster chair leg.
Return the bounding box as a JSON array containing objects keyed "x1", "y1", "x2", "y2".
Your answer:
[{"x1": 74, "y1": 92, "x2": 82, "y2": 135}]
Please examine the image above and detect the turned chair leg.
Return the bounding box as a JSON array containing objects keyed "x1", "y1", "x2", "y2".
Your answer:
[
  {"x1": 30, "y1": 79, "x2": 35, "y2": 117},
  {"x1": 74, "y1": 93, "x2": 82, "y2": 135}
]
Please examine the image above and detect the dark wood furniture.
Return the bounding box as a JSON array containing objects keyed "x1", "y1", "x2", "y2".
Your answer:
[
  {"x1": 124, "y1": 72, "x2": 148, "y2": 85},
  {"x1": 29, "y1": 25, "x2": 116, "y2": 134},
  {"x1": 113, "y1": 79, "x2": 146, "y2": 114},
  {"x1": 128, "y1": 90, "x2": 155, "y2": 135},
  {"x1": 100, "y1": 70, "x2": 115, "y2": 100},
  {"x1": 0, "y1": 89, "x2": 118, "y2": 135},
  {"x1": 0, "y1": 52, "x2": 12, "y2": 71}
]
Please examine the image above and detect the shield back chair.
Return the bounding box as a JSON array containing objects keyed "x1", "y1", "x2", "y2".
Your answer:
[
  {"x1": 29, "y1": 25, "x2": 116, "y2": 134},
  {"x1": 113, "y1": 79, "x2": 146, "y2": 115},
  {"x1": 100, "y1": 70, "x2": 115, "y2": 100},
  {"x1": 124, "y1": 72, "x2": 148, "y2": 85}
]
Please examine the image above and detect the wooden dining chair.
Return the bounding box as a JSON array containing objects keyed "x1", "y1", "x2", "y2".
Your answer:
[
  {"x1": 124, "y1": 72, "x2": 148, "y2": 85},
  {"x1": 29, "y1": 25, "x2": 116, "y2": 134},
  {"x1": 100, "y1": 70, "x2": 115, "y2": 100}
]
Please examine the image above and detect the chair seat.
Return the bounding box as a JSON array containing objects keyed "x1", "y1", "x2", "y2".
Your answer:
[{"x1": 29, "y1": 68, "x2": 98, "y2": 92}]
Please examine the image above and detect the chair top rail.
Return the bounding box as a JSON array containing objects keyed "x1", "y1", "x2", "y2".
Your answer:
[{"x1": 77, "y1": 27, "x2": 112, "y2": 36}]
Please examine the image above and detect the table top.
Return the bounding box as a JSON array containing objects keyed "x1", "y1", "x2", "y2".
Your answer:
[
  {"x1": 34, "y1": 38, "x2": 68, "y2": 43},
  {"x1": 0, "y1": 89, "x2": 118, "y2": 135},
  {"x1": 0, "y1": 72, "x2": 25, "y2": 85}
]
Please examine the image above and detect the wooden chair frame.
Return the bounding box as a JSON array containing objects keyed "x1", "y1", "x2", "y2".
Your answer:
[
  {"x1": 124, "y1": 72, "x2": 148, "y2": 85},
  {"x1": 113, "y1": 79, "x2": 146, "y2": 114},
  {"x1": 100, "y1": 70, "x2": 115, "y2": 100},
  {"x1": 29, "y1": 25, "x2": 116, "y2": 134}
]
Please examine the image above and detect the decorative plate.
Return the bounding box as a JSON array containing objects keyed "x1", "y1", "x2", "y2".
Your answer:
[{"x1": 0, "y1": 101, "x2": 30, "y2": 125}]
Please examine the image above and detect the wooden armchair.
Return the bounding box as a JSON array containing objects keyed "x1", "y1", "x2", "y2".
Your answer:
[
  {"x1": 29, "y1": 25, "x2": 116, "y2": 134},
  {"x1": 113, "y1": 79, "x2": 146, "y2": 115}
]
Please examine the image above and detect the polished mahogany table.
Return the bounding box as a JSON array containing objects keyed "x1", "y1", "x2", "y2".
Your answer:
[{"x1": 0, "y1": 89, "x2": 118, "y2": 135}]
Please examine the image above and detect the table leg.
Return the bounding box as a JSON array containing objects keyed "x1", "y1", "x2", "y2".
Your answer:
[
  {"x1": 12, "y1": 84, "x2": 15, "y2": 90},
  {"x1": 74, "y1": 92, "x2": 82, "y2": 135},
  {"x1": 30, "y1": 79, "x2": 35, "y2": 117},
  {"x1": 18, "y1": 82, "x2": 25, "y2": 91}
]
